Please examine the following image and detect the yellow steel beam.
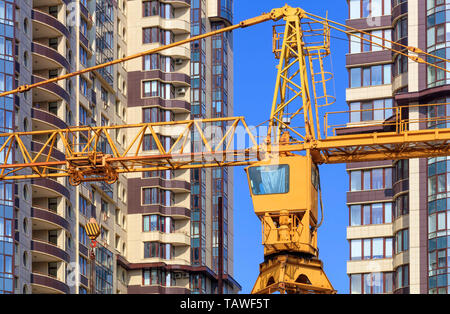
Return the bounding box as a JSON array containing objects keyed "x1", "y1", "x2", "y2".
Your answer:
[{"x1": 0, "y1": 117, "x2": 260, "y2": 182}]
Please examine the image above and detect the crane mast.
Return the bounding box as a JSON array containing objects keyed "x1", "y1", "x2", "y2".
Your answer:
[{"x1": 3, "y1": 4, "x2": 450, "y2": 294}]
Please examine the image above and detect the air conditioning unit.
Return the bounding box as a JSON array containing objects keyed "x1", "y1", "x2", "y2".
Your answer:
[
  {"x1": 174, "y1": 272, "x2": 189, "y2": 279},
  {"x1": 174, "y1": 273, "x2": 182, "y2": 279},
  {"x1": 176, "y1": 87, "x2": 186, "y2": 96},
  {"x1": 175, "y1": 58, "x2": 183, "y2": 65}
]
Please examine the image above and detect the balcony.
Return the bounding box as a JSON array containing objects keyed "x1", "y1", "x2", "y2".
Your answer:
[
  {"x1": 139, "y1": 177, "x2": 190, "y2": 193},
  {"x1": 33, "y1": 0, "x2": 70, "y2": 7},
  {"x1": 32, "y1": 178, "x2": 70, "y2": 200},
  {"x1": 31, "y1": 239, "x2": 70, "y2": 263},
  {"x1": 161, "y1": 0, "x2": 191, "y2": 7},
  {"x1": 31, "y1": 140, "x2": 65, "y2": 163},
  {"x1": 142, "y1": 16, "x2": 190, "y2": 35},
  {"x1": 32, "y1": 42, "x2": 70, "y2": 71},
  {"x1": 137, "y1": 70, "x2": 190, "y2": 87},
  {"x1": 31, "y1": 107, "x2": 67, "y2": 131},
  {"x1": 141, "y1": 231, "x2": 190, "y2": 246},
  {"x1": 31, "y1": 9, "x2": 69, "y2": 39},
  {"x1": 31, "y1": 206, "x2": 69, "y2": 231},
  {"x1": 31, "y1": 272, "x2": 70, "y2": 294},
  {"x1": 31, "y1": 75, "x2": 70, "y2": 103}
]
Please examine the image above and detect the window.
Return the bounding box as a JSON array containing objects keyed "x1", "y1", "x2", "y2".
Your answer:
[
  {"x1": 79, "y1": 105, "x2": 88, "y2": 125},
  {"x1": 143, "y1": 107, "x2": 174, "y2": 123},
  {"x1": 142, "y1": 80, "x2": 174, "y2": 99},
  {"x1": 79, "y1": 255, "x2": 88, "y2": 276},
  {"x1": 143, "y1": 215, "x2": 174, "y2": 233},
  {"x1": 350, "y1": 203, "x2": 392, "y2": 226},
  {"x1": 80, "y1": 77, "x2": 88, "y2": 97},
  {"x1": 142, "y1": 134, "x2": 171, "y2": 151},
  {"x1": 143, "y1": 170, "x2": 173, "y2": 180},
  {"x1": 350, "y1": 237, "x2": 393, "y2": 260},
  {"x1": 143, "y1": 27, "x2": 174, "y2": 45},
  {"x1": 350, "y1": 272, "x2": 393, "y2": 294},
  {"x1": 101, "y1": 199, "x2": 109, "y2": 217},
  {"x1": 79, "y1": 195, "x2": 89, "y2": 216},
  {"x1": 349, "y1": 0, "x2": 391, "y2": 19},
  {"x1": 349, "y1": 99, "x2": 393, "y2": 122},
  {"x1": 79, "y1": 224, "x2": 89, "y2": 246},
  {"x1": 144, "y1": 242, "x2": 173, "y2": 259},
  {"x1": 142, "y1": 188, "x2": 174, "y2": 206},
  {"x1": 143, "y1": 54, "x2": 174, "y2": 72},
  {"x1": 49, "y1": 38, "x2": 58, "y2": 50},
  {"x1": 394, "y1": 194, "x2": 409, "y2": 218},
  {"x1": 395, "y1": 264, "x2": 409, "y2": 290},
  {"x1": 349, "y1": 167, "x2": 392, "y2": 191},
  {"x1": 143, "y1": 269, "x2": 176, "y2": 287},
  {"x1": 80, "y1": 18, "x2": 88, "y2": 37},
  {"x1": 349, "y1": 30, "x2": 391, "y2": 53},
  {"x1": 394, "y1": 17, "x2": 408, "y2": 42},
  {"x1": 248, "y1": 165, "x2": 290, "y2": 195},
  {"x1": 350, "y1": 239, "x2": 362, "y2": 260},
  {"x1": 80, "y1": 46, "x2": 88, "y2": 66},
  {"x1": 395, "y1": 229, "x2": 409, "y2": 253},
  {"x1": 143, "y1": 1, "x2": 159, "y2": 17},
  {"x1": 349, "y1": 64, "x2": 391, "y2": 88}
]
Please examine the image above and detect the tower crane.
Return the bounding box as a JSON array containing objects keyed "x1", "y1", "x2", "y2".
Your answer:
[{"x1": 2, "y1": 4, "x2": 450, "y2": 294}]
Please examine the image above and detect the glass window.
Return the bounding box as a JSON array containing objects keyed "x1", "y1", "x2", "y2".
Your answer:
[
  {"x1": 372, "y1": 203, "x2": 383, "y2": 224},
  {"x1": 372, "y1": 30, "x2": 383, "y2": 52},
  {"x1": 350, "y1": 0, "x2": 361, "y2": 19},
  {"x1": 372, "y1": 65, "x2": 382, "y2": 85},
  {"x1": 363, "y1": 170, "x2": 371, "y2": 189},
  {"x1": 351, "y1": 274, "x2": 362, "y2": 294},
  {"x1": 384, "y1": 203, "x2": 392, "y2": 223},
  {"x1": 351, "y1": 171, "x2": 361, "y2": 191},
  {"x1": 372, "y1": 169, "x2": 383, "y2": 189},
  {"x1": 374, "y1": 99, "x2": 384, "y2": 120},
  {"x1": 373, "y1": 238, "x2": 384, "y2": 258},
  {"x1": 383, "y1": 64, "x2": 392, "y2": 84},
  {"x1": 363, "y1": 68, "x2": 371, "y2": 86},
  {"x1": 350, "y1": 205, "x2": 361, "y2": 226},
  {"x1": 363, "y1": 205, "x2": 371, "y2": 225},
  {"x1": 350, "y1": 68, "x2": 361, "y2": 87},
  {"x1": 351, "y1": 239, "x2": 362, "y2": 260},
  {"x1": 350, "y1": 102, "x2": 361, "y2": 123},
  {"x1": 248, "y1": 165, "x2": 289, "y2": 195},
  {"x1": 372, "y1": 0, "x2": 382, "y2": 16},
  {"x1": 363, "y1": 239, "x2": 371, "y2": 259},
  {"x1": 385, "y1": 238, "x2": 393, "y2": 258},
  {"x1": 362, "y1": 102, "x2": 373, "y2": 121},
  {"x1": 383, "y1": 0, "x2": 391, "y2": 15},
  {"x1": 350, "y1": 33, "x2": 361, "y2": 53}
]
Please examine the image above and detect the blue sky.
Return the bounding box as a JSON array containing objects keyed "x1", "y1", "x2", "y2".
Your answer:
[{"x1": 231, "y1": 0, "x2": 350, "y2": 293}]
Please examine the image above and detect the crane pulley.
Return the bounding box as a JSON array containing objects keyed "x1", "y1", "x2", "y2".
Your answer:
[{"x1": 3, "y1": 4, "x2": 450, "y2": 294}]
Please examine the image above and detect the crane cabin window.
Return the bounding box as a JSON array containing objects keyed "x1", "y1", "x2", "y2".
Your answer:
[{"x1": 248, "y1": 165, "x2": 289, "y2": 195}]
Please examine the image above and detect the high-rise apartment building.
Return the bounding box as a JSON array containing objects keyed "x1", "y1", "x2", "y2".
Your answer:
[
  {"x1": 345, "y1": 0, "x2": 449, "y2": 294},
  {"x1": 0, "y1": 0, "x2": 239, "y2": 294}
]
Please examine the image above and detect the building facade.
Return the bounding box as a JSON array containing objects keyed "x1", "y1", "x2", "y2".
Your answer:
[
  {"x1": 0, "y1": 0, "x2": 239, "y2": 294},
  {"x1": 346, "y1": 0, "x2": 449, "y2": 294}
]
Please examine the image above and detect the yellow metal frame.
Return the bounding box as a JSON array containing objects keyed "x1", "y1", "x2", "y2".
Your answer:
[
  {"x1": 2, "y1": 4, "x2": 450, "y2": 295},
  {"x1": 0, "y1": 117, "x2": 259, "y2": 183}
]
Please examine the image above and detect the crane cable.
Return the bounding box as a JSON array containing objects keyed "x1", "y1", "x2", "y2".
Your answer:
[
  {"x1": 0, "y1": 12, "x2": 274, "y2": 98},
  {"x1": 316, "y1": 166, "x2": 324, "y2": 230},
  {"x1": 304, "y1": 11, "x2": 450, "y2": 73}
]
